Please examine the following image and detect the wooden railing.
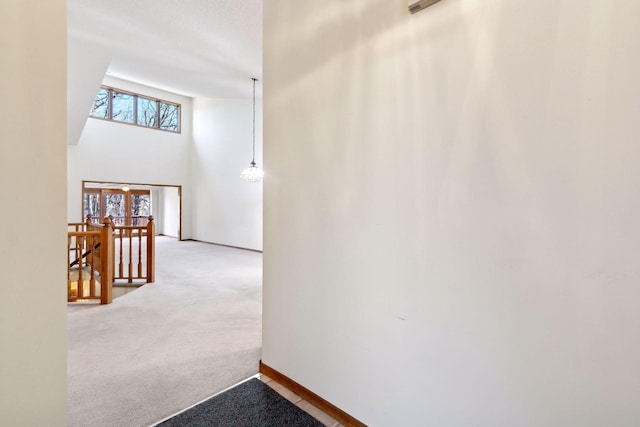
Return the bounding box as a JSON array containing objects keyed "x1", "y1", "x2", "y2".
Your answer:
[
  {"x1": 88, "y1": 215, "x2": 150, "y2": 227},
  {"x1": 67, "y1": 217, "x2": 114, "y2": 304},
  {"x1": 112, "y1": 216, "x2": 155, "y2": 284},
  {"x1": 68, "y1": 215, "x2": 155, "y2": 304}
]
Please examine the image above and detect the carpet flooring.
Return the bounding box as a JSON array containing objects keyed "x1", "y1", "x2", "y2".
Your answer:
[
  {"x1": 156, "y1": 378, "x2": 324, "y2": 427},
  {"x1": 67, "y1": 237, "x2": 262, "y2": 427}
]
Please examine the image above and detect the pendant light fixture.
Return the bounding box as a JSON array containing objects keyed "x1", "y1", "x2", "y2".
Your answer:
[{"x1": 241, "y1": 78, "x2": 264, "y2": 182}]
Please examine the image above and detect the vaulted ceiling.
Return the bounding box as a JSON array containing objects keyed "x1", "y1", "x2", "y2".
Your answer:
[{"x1": 67, "y1": 0, "x2": 263, "y2": 98}]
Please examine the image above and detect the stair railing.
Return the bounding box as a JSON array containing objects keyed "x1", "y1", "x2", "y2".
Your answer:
[
  {"x1": 67, "y1": 216, "x2": 114, "y2": 304},
  {"x1": 110, "y1": 215, "x2": 155, "y2": 284}
]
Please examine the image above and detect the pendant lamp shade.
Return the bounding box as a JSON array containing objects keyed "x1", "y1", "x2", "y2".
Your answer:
[{"x1": 240, "y1": 161, "x2": 264, "y2": 182}]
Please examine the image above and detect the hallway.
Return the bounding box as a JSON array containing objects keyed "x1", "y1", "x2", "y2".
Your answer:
[{"x1": 67, "y1": 237, "x2": 262, "y2": 426}]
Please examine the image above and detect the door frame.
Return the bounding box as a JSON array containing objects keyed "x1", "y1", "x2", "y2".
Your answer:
[{"x1": 81, "y1": 180, "x2": 183, "y2": 240}]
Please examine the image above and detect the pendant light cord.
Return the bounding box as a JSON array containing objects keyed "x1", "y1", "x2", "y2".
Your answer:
[{"x1": 252, "y1": 77, "x2": 257, "y2": 166}]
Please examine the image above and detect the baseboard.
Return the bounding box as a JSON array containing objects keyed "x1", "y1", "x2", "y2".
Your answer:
[
  {"x1": 259, "y1": 361, "x2": 367, "y2": 427},
  {"x1": 186, "y1": 239, "x2": 263, "y2": 253}
]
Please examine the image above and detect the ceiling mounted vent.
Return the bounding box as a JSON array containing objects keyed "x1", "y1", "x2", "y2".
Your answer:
[{"x1": 408, "y1": 0, "x2": 442, "y2": 14}]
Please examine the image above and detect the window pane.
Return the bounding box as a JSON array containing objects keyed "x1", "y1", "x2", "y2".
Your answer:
[
  {"x1": 159, "y1": 102, "x2": 179, "y2": 132},
  {"x1": 131, "y1": 194, "x2": 151, "y2": 226},
  {"x1": 90, "y1": 88, "x2": 110, "y2": 118},
  {"x1": 112, "y1": 92, "x2": 135, "y2": 123},
  {"x1": 137, "y1": 97, "x2": 157, "y2": 127},
  {"x1": 104, "y1": 193, "x2": 126, "y2": 225},
  {"x1": 83, "y1": 193, "x2": 100, "y2": 222}
]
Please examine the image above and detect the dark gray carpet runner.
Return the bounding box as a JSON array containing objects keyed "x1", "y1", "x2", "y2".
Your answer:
[{"x1": 157, "y1": 378, "x2": 324, "y2": 426}]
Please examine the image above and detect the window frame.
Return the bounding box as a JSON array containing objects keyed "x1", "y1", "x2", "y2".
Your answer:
[
  {"x1": 89, "y1": 85, "x2": 181, "y2": 134},
  {"x1": 82, "y1": 187, "x2": 152, "y2": 227}
]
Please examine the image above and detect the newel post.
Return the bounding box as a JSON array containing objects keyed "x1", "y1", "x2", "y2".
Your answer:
[
  {"x1": 85, "y1": 214, "x2": 92, "y2": 229},
  {"x1": 100, "y1": 216, "x2": 114, "y2": 304},
  {"x1": 146, "y1": 215, "x2": 155, "y2": 283}
]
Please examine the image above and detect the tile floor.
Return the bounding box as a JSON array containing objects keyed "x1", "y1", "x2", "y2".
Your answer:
[{"x1": 258, "y1": 374, "x2": 344, "y2": 427}]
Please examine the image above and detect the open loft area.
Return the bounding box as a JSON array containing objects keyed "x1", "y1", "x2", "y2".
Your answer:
[
  {"x1": 67, "y1": 0, "x2": 264, "y2": 252},
  {"x1": 68, "y1": 76, "x2": 263, "y2": 250},
  {"x1": 67, "y1": 74, "x2": 263, "y2": 252}
]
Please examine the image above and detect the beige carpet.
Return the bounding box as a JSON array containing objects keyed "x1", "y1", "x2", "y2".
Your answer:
[{"x1": 67, "y1": 237, "x2": 262, "y2": 427}]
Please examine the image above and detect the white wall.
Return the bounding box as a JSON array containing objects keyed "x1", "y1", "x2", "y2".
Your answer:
[
  {"x1": 162, "y1": 187, "x2": 181, "y2": 238},
  {"x1": 192, "y1": 98, "x2": 263, "y2": 250},
  {"x1": 67, "y1": 35, "x2": 110, "y2": 146},
  {"x1": 263, "y1": 1, "x2": 640, "y2": 426},
  {"x1": 0, "y1": 1, "x2": 67, "y2": 425},
  {"x1": 67, "y1": 76, "x2": 193, "y2": 238}
]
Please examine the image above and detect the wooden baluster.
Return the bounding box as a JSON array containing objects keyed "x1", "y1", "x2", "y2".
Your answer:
[
  {"x1": 146, "y1": 216, "x2": 155, "y2": 283},
  {"x1": 74, "y1": 233, "x2": 81, "y2": 272},
  {"x1": 67, "y1": 234, "x2": 72, "y2": 300},
  {"x1": 101, "y1": 217, "x2": 113, "y2": 304},
  {"x1": 128, "y1": 228, "x2": 133, "y2": 283},
  {"x1": 82, "y1": 234, "x2": 86, "y2": 274},
  {"x1": 137, "y1": 228, "x2": 143, "y2": 278},
  {"x1": 77, "y1": 236, "x2": 84, "y2": 298},
  {"x1": 109, "y1": 216, "x2": 116, "y2": 281},
  {"x1": 118, "y1": 227, "x2": 124, "y2": 279},
  {"x1": 89, "y1": 235, "x2": 96, "y2": 298}
]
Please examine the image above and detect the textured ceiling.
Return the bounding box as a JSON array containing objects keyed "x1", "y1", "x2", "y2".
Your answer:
[{"x1": 68, "y1": 0, "x2": 263, "y2": 98}]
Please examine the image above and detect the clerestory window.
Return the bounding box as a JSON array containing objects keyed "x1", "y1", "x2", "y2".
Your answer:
[{"x1": 89, "y1": 86, "x2": 181, "y2": 133}]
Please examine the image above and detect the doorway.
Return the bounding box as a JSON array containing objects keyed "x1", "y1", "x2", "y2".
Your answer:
[
  {"x1": 83, "y1": 188, "x2": 150, "y2": 226},
  {"x1": 82, "y1": 181, "x2": 182, "y2": 240}
]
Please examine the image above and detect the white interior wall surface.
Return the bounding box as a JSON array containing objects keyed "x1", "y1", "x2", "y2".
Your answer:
[
  {"x1": 67, "y1": 35, "x2": 110, "y2": 146},
  {"x1": 192, "y1": 98, "x2": 263, "y2": 251},
  {"x1": 162, "y1": 186, "x2": 181, "y2": 238},
  {"x1": 262, "y1": 1, "x2": 640, "y2": 426},
  {"x1": 67, "y1": 76, "x2": 193, "y2": 238},
  {"x1": 0, "y1": 0, "x2": 68, "y2": 425}
]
